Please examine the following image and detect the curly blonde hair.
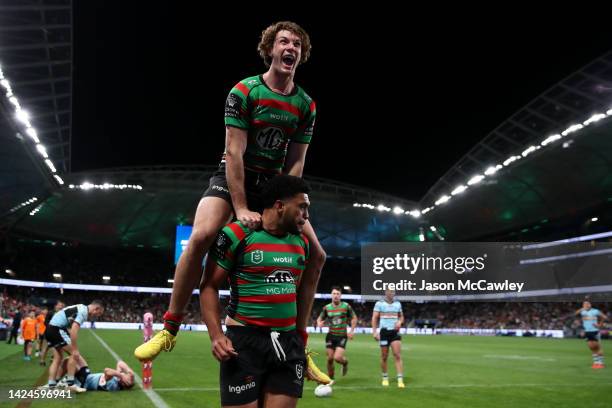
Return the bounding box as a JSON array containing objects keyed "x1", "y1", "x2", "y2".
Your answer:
[{"x1": 258, "y1": 21, "x2": 312, "y2": 67}]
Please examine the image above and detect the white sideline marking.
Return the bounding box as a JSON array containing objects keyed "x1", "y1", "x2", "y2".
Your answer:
[
  {"x1": 153, "y1": 383, "x2": 612, "y2": 392},
  {"x1": 90, "y1": 330, "x2": 170, "y2": 408},
  {"x1": 483, "y1": 354, "x2": 557, "y2": 362}
]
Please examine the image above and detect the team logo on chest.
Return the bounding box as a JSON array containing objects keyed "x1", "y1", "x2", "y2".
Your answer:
[
  {"x1": 255, "y1": 126, "x2": 285, "y2": 150},
  {"x1": 265, "y1": 269, "x2": 295, "y2": 284},
  {"x1": 251, "y1": 250, "x2": 264, "y2": 264}
]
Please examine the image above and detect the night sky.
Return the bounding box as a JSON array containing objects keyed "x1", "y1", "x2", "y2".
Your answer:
[{"x1": 71, "y1": 3, "x2": 612, "y2": 201}]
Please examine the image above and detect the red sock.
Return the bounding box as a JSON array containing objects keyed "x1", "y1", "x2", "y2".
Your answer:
[{"x1": 163, "y1": 311, "x2": 184, "y2": 336}]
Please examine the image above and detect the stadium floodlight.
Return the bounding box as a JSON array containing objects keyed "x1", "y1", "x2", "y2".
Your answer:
[
  {"x1": 102, "y1": 276, "x2": 111, "y2": 281},
  {"x1": 25, "y1": 127, "x2": 40, "y2": 143},
  {"x1": 0, "y1": 79, "x2": 9, "y2": 89},
  {"x1": 53, "y1": 273, "x2": 62, "y2": 279},
  {"x1": 583, "y1": 113, "x2": 606, "y2": 126},
  {"x1": 353, "y1": 203, "x2": 361, "y2": 207},
  {"x1": 521, "y1": 145, "x2": 539, "y2": 157},
  {"x1": 167, "y1": 279, "x2": 174, "y2": 284},
  {"x1": 393, "y1": 206, "x2": 404, "y2": 215},
  {"x1": 430, "y1": 226, "x2": 437, "y2": 231},
  {"x1": 343, "y1": 285, "x2": 351, "y2": 291},
  {"x1": 484, "y1": 165, "x2": 502, "y2": 176},
  {"x1": 561, "y1": 123, "x2": 583, "y2": 136},
  {"x1": 54, "y1": 175, "x2": 64, "y2": 185},
  {"x1": 44, "y1": 159, "x2": 57, "y2": 173},
  {"x1": 541, "y1": 134, "x2": 561, "y2": 146},
  {"x1": 8, "y1": 96, "x2": 18, "y2": 107},
  {"x1": 5, "y1": 269, "x2": 11, "y2": 274},
  {"x1": 422, "y1": 207, "x2": 433, "y2": 214},
  {"x1": 408, "y1": 209, "x2": 421, "y2": 218},
  {"x1": 607, "y1": 109, "x2": 612, "y2": 116},
  {"x1": 435, "y1": 195, "x2": 451, "y2": 206},
  {"x1": 36, "y1": 144, "x2": 48, "y2": 158},
  {"x1": 419, "y1": 227, "x2": 425, "y2": 242},
  {"x1": 82, "y1": 182, "x2": 94, "y2": 190},
  {"x1": 451, "y1": 185, "x2": 467, "y2": 195},
  {"x1": 591, "y1": 217, "x2": 599, "y2": 222},
  {"x1": 503, "y1": 155, "x2": 520, "y2": 166},
  {"x1": 467, "y1": 175, "x2": 484, "y2": 186},
  {"x1": 15, "y1": 109, "x2": 30, "y2": 125}
]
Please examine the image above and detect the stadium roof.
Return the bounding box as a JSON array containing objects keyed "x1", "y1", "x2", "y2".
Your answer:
[
  {"x1": 419, "y1": 51, "x2": 612, "y2": 240},
  {"x1": 6, "y1": 166, "x2": 422, "y2": 256},
  {"x1": 0, "y1": 0, "x2": 72, "y2": 173}
]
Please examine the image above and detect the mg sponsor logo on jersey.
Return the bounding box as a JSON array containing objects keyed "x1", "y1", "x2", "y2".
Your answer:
[
  {"x1": 251, "y1": 250, "x2": 264, "y2": 264},
  {"x1": 265, "y1": 269, "x2": 295, "y2": 284},
  {"x1": 255, "y1": 126, "x2": 285, "y2": 150}
]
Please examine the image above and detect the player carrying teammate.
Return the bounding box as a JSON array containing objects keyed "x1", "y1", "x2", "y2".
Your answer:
[
  {"x1": 576, "y1": 300, "x2": 608, "y2": 369},
  {"x1": 372, "y1": 289, "x2": 405, "y2": 388},
  {"x1": 201, "y1": 175, "x2": 322, "y2": 407},
  {"x1": 135, "y1": 21, "x2": 325, "y2": 368},
  {"x1": 317, "y1": 287, "x2": 357, "y2": 379}
]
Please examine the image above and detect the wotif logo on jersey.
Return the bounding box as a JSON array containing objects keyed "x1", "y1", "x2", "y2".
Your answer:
[{"x1": 251, "y1": 250, "x2": 264, "y2": 264}]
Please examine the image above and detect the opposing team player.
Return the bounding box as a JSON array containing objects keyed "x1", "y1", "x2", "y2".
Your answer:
[{"x1": 372, "y1": 289, "x2": 405, "y2": 387}]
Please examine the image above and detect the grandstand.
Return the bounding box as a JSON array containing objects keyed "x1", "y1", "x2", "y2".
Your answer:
[{"x1": 1, "y1": 2, "x2": 611, "y2": 408}]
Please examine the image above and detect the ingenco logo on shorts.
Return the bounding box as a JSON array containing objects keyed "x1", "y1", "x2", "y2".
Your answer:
[
  {"x1": 255, "y1": 127, "x2": 285, "y2": 150},
  {"x1": 228, "y1": 381, "x2": 256, "y2": 394}
]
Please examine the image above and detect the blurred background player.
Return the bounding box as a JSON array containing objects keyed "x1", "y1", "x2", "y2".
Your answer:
[
  {"x1": 56, "y1": 355, "x2": 135, "y2": 392},
  {"x1": 372, "y1": 289, "x2": 405, "y2": 388},
  {"x1": 5, "y1": 307, "x2": 22, "y2": 345},
  {"x1": 576, "y1": 300, "x2": 608, "y2": 368},
  {"x1": 141, "y1": 312, "x2": 154, "y2": 388},
  {"x1": 35, "y1": 307, "x2": 48, "y2": 359},
  {"x1": 317, "y1": 286, "x2": 357, "y2": 379},
  {"x1": 20, "y1": 310, "x2": 37, "y2": 361},
  {"x1": 143, "y1": 312, "x2": 154, "y2": 342},
  {"x1": 44, "y1": 301, "x2": 105, "y2": 388},
  {"x1": 40, "y1": 301, "x2": 64, "y2": 366}
]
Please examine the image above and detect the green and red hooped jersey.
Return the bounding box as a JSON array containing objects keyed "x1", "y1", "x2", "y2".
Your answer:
[
  {"x1": 319, "y1": 301, "x2": 356, "y2": 336},
  {"x1": 223, "y1": 75, "x2": 316, "y2": 174},
  {"x1": 210, "y1": 221, "x2": 310, "y2": 331}
]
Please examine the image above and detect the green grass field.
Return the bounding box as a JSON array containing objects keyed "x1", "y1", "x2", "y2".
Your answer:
[{"x1": 0, "y1": 330, "x2": 610, "y2": 407}]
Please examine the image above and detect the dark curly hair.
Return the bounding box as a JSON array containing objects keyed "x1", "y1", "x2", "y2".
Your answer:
[{"x1": 258, "y1": 21, "x2": 312, "y2": 67}]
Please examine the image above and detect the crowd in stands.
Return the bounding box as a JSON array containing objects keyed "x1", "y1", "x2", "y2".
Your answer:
[{"x1": 1, "y1": 286, "x2": 608, "y2": 337}]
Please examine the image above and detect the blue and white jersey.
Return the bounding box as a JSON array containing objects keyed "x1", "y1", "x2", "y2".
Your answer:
[
  {"x1": 81, "y1": 373, "x2": 121, "y2": 392},
  {"x1": 581, "y1": 308, "x2": 602, "y2": 332},
  {"x1": 374, "y1": 300, "x2": 402, "y2": 330},
  {"x1": 49, "y1": 304, "x2": 88, "y2": 329}
]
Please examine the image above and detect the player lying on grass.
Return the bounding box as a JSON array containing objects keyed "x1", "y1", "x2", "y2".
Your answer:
[{"x1": 55, "y1": 354, "x2": 135, "y2": 392}]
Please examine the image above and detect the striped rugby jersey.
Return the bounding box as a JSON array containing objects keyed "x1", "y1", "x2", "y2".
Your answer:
[
  {"x1": 224, "y1": 75, "x2": 316, "y2": 174},
  {"x1": 210, "y1": 221, "x2": 309, "y2": 331}
]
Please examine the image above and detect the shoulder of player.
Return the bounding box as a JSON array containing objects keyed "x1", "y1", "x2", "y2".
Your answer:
[
  {"x1": 221, "y1": 221, "x2": 253, "y2": 241},
  {"x1": 232, "y1": 75, "x2": 265, "y2": 98},
  {"x1": 294, "y1": 85, "x2": 316, "y2": 113}
]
